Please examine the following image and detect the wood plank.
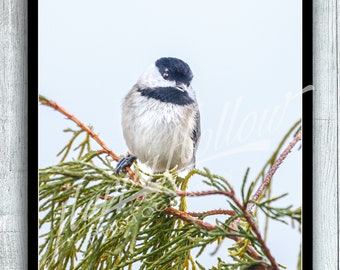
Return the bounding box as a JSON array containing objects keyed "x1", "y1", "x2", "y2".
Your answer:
[
  {"x1": 0, "y1": 0, "x2": 27, "y2": 269},
  {"x1": 313, "y1": 0, "x2": 339, "y2": 269}
]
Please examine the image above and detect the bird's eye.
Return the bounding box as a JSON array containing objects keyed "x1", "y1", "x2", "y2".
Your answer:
[{"x1": 162, "y1": 68, "x2": 170, "y2": 79}]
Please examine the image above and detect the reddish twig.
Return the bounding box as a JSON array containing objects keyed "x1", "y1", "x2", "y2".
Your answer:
[
  {"x1": 164, "y1": 206, "x2": 216, "y2": 231},
  {"x1": 176, "y1": 190, "x2": 233, "y2": 197},
  {"x1": 247, "y1": 130, "x2": 302, "y2": 212},
  {"x1": 187, "y1": 209, "x2": 235, "y2": 217},
  {"x1": 96, "y1": 149, "x2": 108, "y2": 155},
  {"x1": 40, "y1": 97, "x2": 119, "y2": 161},
  {"x1": 231, "y1": 194, "x2": 279, "y2": 269},
  {"x1": 39, "y1": 96, "x2": 140, "y2": 184}
]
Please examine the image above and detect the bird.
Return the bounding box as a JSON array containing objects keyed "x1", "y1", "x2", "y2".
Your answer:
[{"x1": 116, "y1": 57, "x2": 201, "y2": 175}]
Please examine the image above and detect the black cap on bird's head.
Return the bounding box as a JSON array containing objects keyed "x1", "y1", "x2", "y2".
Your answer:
[
  {"x1": 136, "y1": 57, "x2": 196, "y2": 105},
  {"x1": 155, "y1": 57, "x2": 193, "y2": 87}
]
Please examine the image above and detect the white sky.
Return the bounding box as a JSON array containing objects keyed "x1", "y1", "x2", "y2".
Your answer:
[{"x1": 39, "y1": 0, "x2": 302, "y2": 268}]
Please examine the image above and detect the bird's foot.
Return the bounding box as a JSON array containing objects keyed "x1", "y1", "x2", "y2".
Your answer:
[{"x1": 115, "y1": 156, "x2": 137, "y2": 175}]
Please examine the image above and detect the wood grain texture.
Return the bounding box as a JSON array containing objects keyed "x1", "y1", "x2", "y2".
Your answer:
[
  {"x1": 0, "y1": 0, "x2": 27, "y2": 269},
  {"x1": 313, "y1": 0, "x2": 339, "y2": 269}
]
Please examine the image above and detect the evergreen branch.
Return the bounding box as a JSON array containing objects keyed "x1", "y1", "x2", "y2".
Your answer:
[
  {"x1": 39, "y1": 96, "x2": 301, "y2": 269},
  {"x1": 56, "y1": 129, "x2": 84, "y2": 163},
  {"x1": 96, "y1": 191, "x2": 222, "y2": 231},
  {"x1": 254, "y1": 197, "x2": 302, "y2": 225},
  {"x1": 95, "y1": 184, "x2": 271, "y2": 266},
  {"x1": 73, "y1": 131, "x2": 92, "y2": 160},
  {"x1": 227, "y1": 128, "x2": 302, "y2": 268},
  {"x1": 241, "y1": 167, "x2": 251, "y2": 205},
  {"x1": 174, "y1": 182, "x2": 279, "y2": 268},
  {"x1": 176, "y1": 179, "x2": 280, "y2": 268}
]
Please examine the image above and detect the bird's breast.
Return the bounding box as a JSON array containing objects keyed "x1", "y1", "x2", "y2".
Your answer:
[{"x1": 122, "y1": 95, "x2": 196, "y2": 172}]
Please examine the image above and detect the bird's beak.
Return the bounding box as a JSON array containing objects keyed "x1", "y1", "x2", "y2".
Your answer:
[{"x1": 175, "y1": 83, "x2": 187, "y2": 92}]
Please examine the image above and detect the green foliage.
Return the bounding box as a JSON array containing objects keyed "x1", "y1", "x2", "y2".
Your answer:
[{"x1": 39, "y1": 120, "x2": 302, "y2": 269}]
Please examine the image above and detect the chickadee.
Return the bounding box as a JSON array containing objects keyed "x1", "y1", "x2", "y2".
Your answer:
[{"x1": 116, "y1": 57, "x2": 201, "y2": 175}]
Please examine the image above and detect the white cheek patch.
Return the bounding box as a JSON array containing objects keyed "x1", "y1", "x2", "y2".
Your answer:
[{"x1": 137, "y1": 64, "x2": 176, "y2": 89}]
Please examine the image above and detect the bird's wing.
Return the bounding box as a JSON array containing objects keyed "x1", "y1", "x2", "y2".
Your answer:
[{"x1": 191, "y1": 108, "x2": 201, "y2": 151}]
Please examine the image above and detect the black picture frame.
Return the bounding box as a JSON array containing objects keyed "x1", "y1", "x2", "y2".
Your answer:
[{"x1": 30, "y1": 1, "x2": 313, "y2": 269}]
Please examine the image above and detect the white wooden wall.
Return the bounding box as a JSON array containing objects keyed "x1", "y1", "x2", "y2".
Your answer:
[
  {"x1": 313, "y1": 0, "x2": 339, "y2": 269},
  {"x1": 0, "y1": 0, "x2": 338, "y2": 269},
  {"x1": 0, "y1": 0, "x2": 27, "y2": 269}
]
